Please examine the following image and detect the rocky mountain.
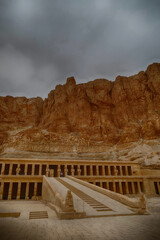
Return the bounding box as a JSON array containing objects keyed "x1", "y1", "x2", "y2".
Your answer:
[{"x1": 0, "y1": 62, "x2": 160, "y2": 165}]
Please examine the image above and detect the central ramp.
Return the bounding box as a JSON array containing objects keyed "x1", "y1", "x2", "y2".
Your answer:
[
  {"x1": 47, "y1": 177, "x2": 135, "y2": 217},
  {"x1": 57, "y1": 178, "x2": 112, "y2": 212}
]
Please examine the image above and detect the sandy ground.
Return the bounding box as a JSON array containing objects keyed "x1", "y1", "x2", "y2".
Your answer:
[{"x1": 0, "y1": 198, "x2": 160, "y2": 240}]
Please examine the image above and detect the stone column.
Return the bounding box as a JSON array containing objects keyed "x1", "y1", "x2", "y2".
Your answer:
[
  {"x1": 84, "y1": 165, "x2": 87, "y2": 176},
  {"x1": 57, "y1": 165, "x2": 61, "y2": 177},
  {"x1": 113, "y1": 181, "x2": 116, "y2": 192},
  {"x1": 39, "y1": 164, "x2": 42, "y2": 175},
  {"x1": 0, "y1": 181, "x2": 4, "y2": 200},
  {"x1": 125, "y1": 166, "x2": 128, "y2": 176},
  {"x1": 131, "y1": 181, "x2": 136, "y2": 194},
  {"x1": 64, "y1": 166, "x2": 68, "y2": 177},
  {"x1": 120, "y1": 166, "x2": 123, "y2": 176},
  {"x1": 137, "y1": 181, "x2": 141, "y2": 193},
  {"x1": 16, "y1": 164, "x2": 20, "y2": 175},
  {"x1": 96, "y1": 165, "x2": 99, "y2": 176},
  {"x1": 25, "y1": 182, "x2": 29, "y2": 200},
  {"x1": 32, "y1": 182, "x2": 37, "y2": 200},
  {"x1": 9, "y1": 164, "x2": 13, "y2": 175},
  {"x1": 17, "y1": 182, "x2": 21, "y2": 200},
  {"x1": 24, "y1": 164, "x2": 28, "y2": 175},
  {"x1": 1, "y1": 163, "x2": 5, "y2": 175},
  {"x1": 8, "y1": 182, "x2": 13, "y2": 200},
  {"x1": 108, "y1": 166, "x2": 111, "y2": 176},
  {"x1": 106, "y1": 181, "x2": 109, "y2": 190},
  {"x1": 102, "y1": 165, "x2": 105, "y2": 176},
  {"x1": 100, "y1": 182, "x2": 103, "y2": 188},
  {"x1": 71, "y1": 165, "x2": 75, "y2": 176},
  {"x1": 49, "y1": 169, "x2": 54, "y2": 177},
  {"x1": 119, "y1": 181, "x2": 123, "y2": 194},
  {"x1": 126, "y1": 181, "x2": 129, "y2": 194},
  {"x1": 46, "y1": 164, "x2": 49, "y2": 177},
  {"x1": 90, "y1": 165, "x2": 93, "y2": 176},
  {"x1": 114, "y1": 166, "x2": 117, "y2": 176},
  {"x1": 77, "y1": 165, "x2": 81, "y2": 176},
  {"x1": 130, "y1": 166, "x2": 133, "y2": 175},
  {"x1": 31, "y1": 164, "x2": 35, "y2": 176}
]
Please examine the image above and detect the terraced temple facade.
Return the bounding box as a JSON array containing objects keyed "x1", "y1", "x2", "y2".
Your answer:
[{"x1": 0, "y1": 158, "x2": 160, "y2": 200}]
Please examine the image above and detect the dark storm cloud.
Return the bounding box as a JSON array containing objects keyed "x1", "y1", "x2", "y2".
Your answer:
[{"x1": 0, "y1": 0, "x2": 160, "y2": 98}]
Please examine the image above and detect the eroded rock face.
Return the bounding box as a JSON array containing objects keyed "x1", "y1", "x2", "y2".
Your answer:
[{"x1": 0, "y1": 63, "x2": 160, "y2": 153}]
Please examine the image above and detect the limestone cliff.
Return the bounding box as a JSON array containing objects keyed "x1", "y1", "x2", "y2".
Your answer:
[
  {"x1": 0, "y1": 63, "x2": 160, "y2": 159},
  {"x1": 40, "y1": 63, "x2": 160, "y2": 143}
]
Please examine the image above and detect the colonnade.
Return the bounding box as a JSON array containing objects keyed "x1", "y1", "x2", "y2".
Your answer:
[
  {"x1": 0, "y1": 160, "x2": 148, "y2": 199},
  {"x1": 0, "y1": 181, "x2": 42, "y2": 200},
  {"x1": 91, "y1": 180, "x2": 143, "y2": 194},
  {"x1": 0, "y1": 162, "x2": 134, "y2": 177}
]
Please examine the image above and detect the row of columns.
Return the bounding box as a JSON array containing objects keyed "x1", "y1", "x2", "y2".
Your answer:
[
  {"x1": 0, "y1": 181, "x2": 39, "y2": 200},
  {"x1": 93, "y1": 180, "x2": 142, "y2": 194},
  {"x1": 0, "y1": 180, "x2": 143, "y2": 200},
  {"x1": 0, "y1": 163, "x2": 133, "y2": 177}
]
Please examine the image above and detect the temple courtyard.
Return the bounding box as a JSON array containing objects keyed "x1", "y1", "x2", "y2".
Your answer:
[{"x1": 0, "y1": 198, "x2": 160, "y2": 240}]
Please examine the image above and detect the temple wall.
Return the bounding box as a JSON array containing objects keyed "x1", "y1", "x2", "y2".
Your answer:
[{"x1": 0, "y1": 158, "x2": 160, "y2": 200}]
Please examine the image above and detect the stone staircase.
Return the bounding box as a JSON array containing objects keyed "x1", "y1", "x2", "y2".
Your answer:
[
  {"x1": 29, "y1": 211, "x2": 48, "y2": 219},
  {"x1": 57, "y1": 178, "x2": 112, "y2": 212},
  {"x1": 45, "y1": 177, "x2": 137, "y2": 218}
]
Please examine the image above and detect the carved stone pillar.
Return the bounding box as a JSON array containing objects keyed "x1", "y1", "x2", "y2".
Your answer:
[
  {"x1": 102, "y1": 165, "x2": 105, "y2": 176},
  {"x1": 31, "y1": 164, "x2": 35, "y2": 176},
  {"x1": 32, "y1": 182, "x2": 37, "y2": 199},
  {"x1": 113, "y1": 181, "x2": 116, "y2": 192},
  {"x1": 115, "y1": 167, "x2": 119, "y2": 176},
  {"x1": 126, "y1": 181, "x2": 129, "y2": 194},
  {"x1": 16, "y1": 164, "x2": 20, "y2": 175},
  {"x1": 8, "y1": 182, "x2": 13, "y2": 200},
  {"x1": 113, "y1": 166, "x2": 117, "y2": 176},
  {"x1": 77, "y1": 165, "x2": 81, "y2": 176},
  {"x1": 0, "y1": 181, "x2": 4, "y2": 200},
  {"x1": 108, "y1": 166, "x2": 111, "y2": 176},
  {"x1": 24, "y1": 164, "x2": 28, "y2": 175},
  {"x1": 119, "y1": 181, "x2": 123, "y2": 194},
  {"x1": 39, "y1": 164, "x2": 42, "y2": 175},
  {"x1": 71, "y1": 165, "x2": 75, "y2": 176},
  {"x1": 90, "y1": 165, "x2": 93, "y2": 176},
  {"x1": 137, "y1": 181, "x2": 141, "y2": 193},
  {"x1": 120, "y1": 166, "x2": 123, "y2": 176},
  {"x1": 17, "y1": 182, "x2": 21, "y2": 200},
  {"x1": 25, "y1": 182, "x2": 29, "y2": 200},
  {"x1": 131, "y1": 181, "x2": 136, "y2": 194},
  {"x1": 1, "y1": 164, "x2": 5, "y2": 175},
  {"x1": 9, "y1": 164, "x2": 13, "y2": 175},
  {"x1": 49, "y1": 169, "x2": 54, "y2": 177},
  {"x1": 46, "y1": 164, "x2": 49, "y2": 177},
  {"x1": 125, "y1": 166, "x2": 128, "y2": 176},
  {"x1": 100, "y1": 182, "x2": 103, "y2": 188},
  {"x1": 106, "y1": 181, "x2": 109, "y2": 190},
  {"x1": 64, "y1": 166, "x2": 68, "y2": 177},
  {"x1": 96, "y1": 165, "x2": 99, "y2": 176},
  {"x1": 84, "y1": 165, "x2": 87, "y2": 176},
  {"x1": 57, "y1": 165, "x2": 61, "y2": 177}
]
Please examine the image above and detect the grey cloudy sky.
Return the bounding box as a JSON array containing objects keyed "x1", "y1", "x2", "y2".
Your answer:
[{"x1": 0, "y1": 0, "x2": 160, "y2": 99}]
